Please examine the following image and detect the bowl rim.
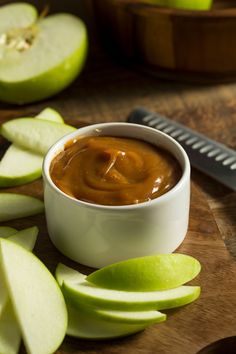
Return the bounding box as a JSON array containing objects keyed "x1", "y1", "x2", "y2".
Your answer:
[{"x1": 43, "y1": 122, "x2": 190, "y2": 211}]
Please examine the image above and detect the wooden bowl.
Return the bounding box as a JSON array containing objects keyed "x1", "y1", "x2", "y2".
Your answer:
[{"x1": 93, "y1": 0, "x2": 236, "y2": 82}]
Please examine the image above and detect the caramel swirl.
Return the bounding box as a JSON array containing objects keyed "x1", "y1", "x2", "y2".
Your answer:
[{"x1": 50, "y1": 136, "x2": 181, "y2": 206}]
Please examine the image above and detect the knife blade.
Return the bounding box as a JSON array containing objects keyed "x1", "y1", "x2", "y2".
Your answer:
[{"x1": 127, "y1": 107, "x2": 236, "y2": 191}]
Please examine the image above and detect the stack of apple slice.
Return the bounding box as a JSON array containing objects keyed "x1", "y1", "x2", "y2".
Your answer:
[
  {"x1": 0, "y1": 227, "x2": 67, "y2": 354},
  {"x1": 56, "y1": 254, "x2": 201, "y2": 340},
  {"x1": 0, "y1": 107, "x2": 76, "y2": 187}
]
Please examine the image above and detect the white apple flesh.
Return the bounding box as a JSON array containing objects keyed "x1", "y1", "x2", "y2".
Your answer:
[
  {"x1": 0, "y1": 193, "x2": 44, "y2": 222},
  {"x1": 0, "y1": 239, "x2": 67, "y2": 354},
  {"x1": 0, "y1": 226, "x2": 38, "y2": 354}
]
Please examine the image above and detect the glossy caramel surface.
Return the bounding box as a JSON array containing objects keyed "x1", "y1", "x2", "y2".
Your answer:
[{"x1": 50, "y1": 136, "x2": 181, "y2": 206}]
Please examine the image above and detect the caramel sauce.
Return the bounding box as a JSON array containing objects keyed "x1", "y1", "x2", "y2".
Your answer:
[{"x1": 50, "y1": 136, "x2": 182, "y2": 206}]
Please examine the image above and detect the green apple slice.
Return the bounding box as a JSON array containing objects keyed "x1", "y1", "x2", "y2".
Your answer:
[
  {"x1": 1, "y1": 118, "x2": 76, "y2": 155},
  {"x1": 67, "y1": 304, "x2": 148, "y2": 340},
  {"x1": 0, "y1": 3, "x2": 37, "y2": 35},
  {"x1": 0, "y1": 144, "x2": 43, "y2": 187},
  {"x1": 0, "y1": 226, "x2": 39, "y2": 316},
  {"x1": 0, "y1": 193, "x2": 44, "y2": 222},
  {"x1": 0, "y1": 3, "x2": 88, "y2": 104},
  {"x1": 59, "y1": 265, "x2": 200, "y2": 311},
  {"x1": 0, "y1": 226, "x2": 17, "y2": 238},
  {"x1": 0, "y1": 299, "x2": 21, "y2": 354},
  {"x1": 0, "y1": 107, "x2": 64, "y2": 187},
  {"x1": 87, "y1": 254, "x2": 201, "y2": 291},
  {"x1": 56, "y1": 264, "x2": 166, "y2": 325},
  {"x1": 36, "y1": 107, "x2": 64, "y2": 123},
  {"x1": 0, "y1": 239, "x2": 67, "y2": 354},
  {"x1": 8, "y1": 226, "x2": 38, "y2": 251}
]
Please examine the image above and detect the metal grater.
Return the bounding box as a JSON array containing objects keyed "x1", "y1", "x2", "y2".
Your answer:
[{"x1": 127, "y1": 107, "x2": 236, "y2": 191}]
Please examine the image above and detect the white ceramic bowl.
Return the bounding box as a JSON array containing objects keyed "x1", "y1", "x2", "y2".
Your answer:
[{"x1": 43, "y1": 122, "x2": 190, "y2": 268}]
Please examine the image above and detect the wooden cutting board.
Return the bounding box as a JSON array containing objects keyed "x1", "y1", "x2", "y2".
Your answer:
[{"x1": 0, "y1": 17, "x2": 236, "y2": 354}]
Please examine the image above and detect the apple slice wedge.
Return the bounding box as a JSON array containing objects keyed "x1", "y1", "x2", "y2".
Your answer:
[
  {"x1": 0, "y1": 145, "x2": 43, "y2": 187},
  {"x1": 66, "y1": 304, "x2": 148, "y2": 340},
  {"x1": 0, "y1": 193, "x2": 44, "y2": 222},
  {"x1": 59, "y1": 264, "x2": 200, "y2": 311},
  {"x1": 0, "y1": 239, "x2": 67, "y2": 354},
  {"x1": 86, "y1": 254, "x2": 201, "y2": 291},
  {"x1": 56, "y1": 263, "x2": 166, "y2": 325},
  {"x1": 0, "y1": 107, "x2": 64, "y2": 187},
  {"x1": 0, "y1": 226, "x2": 39, "y2": 316},
  {"x1": 1, "y1": 118, "x2": 76, "y2": 155},
  {"x1": 36, "y1": 107, "x2": 64, "y2": 123},
  {"x1": 0, "y1": 226, "x2": 39, "y2": 354}
]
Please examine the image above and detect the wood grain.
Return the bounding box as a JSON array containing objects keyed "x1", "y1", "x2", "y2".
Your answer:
[
  {"x1": 93, "y1": 0, "x2": 236, "y2": 82},
  {"x1": 0, "y1": 1, "x2": 235, "y2": 353}
]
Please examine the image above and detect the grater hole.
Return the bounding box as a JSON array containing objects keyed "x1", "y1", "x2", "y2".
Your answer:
[
  {"x1": 192, "y1": 141, "x2": 206, "y2": 150},
  {"x1": 230, "y1": 162, "x2": 236, "y2": 170},
  {"x1": 207, "y1": 149, "x2": 221, "y2": 157},
  {"x1": 185, "y1": 137, "x2": 198, "y2": 145},
  {"x1": 215, "y1": 153, "x2": 228, "y2": 162},
  {"x1": 223, "y1": 157, "x2": 236, "y2": 166},
  {"x1": 177, "y1": 133, "x2": 190, "y2": 141},
  {"x1": 200, "y1": 145, "x2": 213, "y2": 154},
  {"x1": 143, "y1": 115, "x2": 154, "y2": 123},
  {"x1": 170, "y1": 129, "x2": 183, "y2": 138},
  {"x1": 155, "y1": 122, "x2": 168, "y2": 130},
  {"x1": 163, "y1": 126, "x2": 176, "y2": 134}
]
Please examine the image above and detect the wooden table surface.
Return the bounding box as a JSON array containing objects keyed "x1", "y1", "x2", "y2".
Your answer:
[{"x1": 0, "y1": 5, "x2": 236, "y2": 352}]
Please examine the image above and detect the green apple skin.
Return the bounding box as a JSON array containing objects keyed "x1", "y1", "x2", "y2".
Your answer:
[
  {"x1": 56, "y1": 264, "x2": 166, "y2": 325},
  {"x1": 146, "y1": 0, "x2": 212, "y2": 10},
  {"x1": 66, "y1": 303, "x2": 148, "y2": 340},
  {"x1": 0, "y1": 226, "x2": 17, "y2": 238},
  {"x1": 87, "y1": 254, "x2": 201, "y2": 292},
  {"x1": 63, "y1": 281, "x2": 200, "y2": 312},
  {"x1": 0, "y1": 39, "x2": 88, "y2": 104},
  {"x1": 0, "y1": 239, "x2": 67, "y2": 354}
]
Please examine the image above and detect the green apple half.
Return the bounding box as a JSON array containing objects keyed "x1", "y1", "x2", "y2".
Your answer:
[
  {"x1": 59, "y1": 264, "x2": 200, "y2": 311},
  {"x1": 0, "y1": 239, "x2": 67, "y2": 354},
  {"x1": 87, "y1": 254, "x2": 201, "y2": 291},
  {"x1": 146, "y1": 0, "x2": 212, "y2": 10},
  {"x1": 0, "y1": 3, "x2": 88, "y2": 104},
  {"x1": 0, "y1": 193, "x2": 44, "y2": 222},
  {"x1": 56, "y1": 263, "x2": 166, "y2": 326},
  {"x1": 0, "y1": 107, "x2": 64, "y2": 187}
]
